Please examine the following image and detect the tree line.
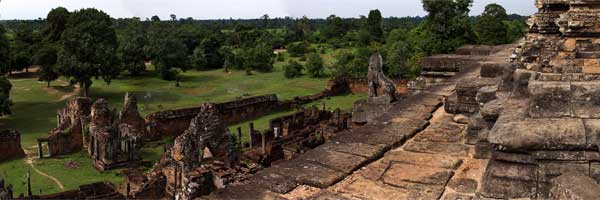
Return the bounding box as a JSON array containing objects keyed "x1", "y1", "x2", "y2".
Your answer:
[{"x1": 0, "y1": 0, "x2": 527, "y2": 116}]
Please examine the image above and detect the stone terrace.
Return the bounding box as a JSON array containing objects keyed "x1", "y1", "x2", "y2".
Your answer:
[{"x1": 204, "y1": 46, "x2": 515, "y2": 200}]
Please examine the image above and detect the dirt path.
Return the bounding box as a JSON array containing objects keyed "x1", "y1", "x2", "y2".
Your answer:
[
  {"x1": 23, "y1": 146, "x2": 65, "y2": 191},
  {"x1": 57, "y1": 85, "x2": 81, "y2": 102}
]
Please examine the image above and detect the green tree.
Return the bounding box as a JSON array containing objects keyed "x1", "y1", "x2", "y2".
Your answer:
[
  {"x1": 0, "y1": 76, "x2": 12, "y2": 116},
  {"x1": 118, "y1": 18, "x2": 147, "y2": 76},
  {"x1": 367, "y1": 9, "x2": 384, "y2": 42},
  {"x1": 385, "y1": 40, "x2": 411, "y2": 78},
  {"x1": 286, "y1": 41, "x2": 308, "y2": 57},
  {"x1": 323, "y1": 15, "x2": 348, "y2": 40},
  {"x1": 0, "y1": 25, "x2": 9, "y2": 74},
  {"x1": 283, "y1": 60, "x2": 303, "y2": 79},
  {"x1": 43, "y1": 7, "x2": 70, "y2": 42},
  {"x1": 420, "y1": 0, "x2": 476, "y2": 54},
  {"x1": 305, "y1": 53, "x2": 325, "y2": 78},
  {"x1": 11, "y1": 25, "x2": 41, "y2": 73},
  {"x1": 241, "y1": 43, "x2": 274, "y2": 73},
  {"x1": 192, "y1": 33, "x2": 224, "y2": 70},
  {"x1": 505, "y1": 20, "x2": 528, "y2": 44},
  {"x1": 34, "y1": 45, "x2": 59, "y2": 87},
  {"x1": 58, "y1": 8, "x2": 119, "y2": 97},
  {"x1": 154, "y1": 34, "x2": 190, "y2": 81},
  {"x1": 332, "y1": 48, "x2": 371, "y2": 78},
  {"x1": 475, "y1": 4, "x2": 509, "y2": 45}
]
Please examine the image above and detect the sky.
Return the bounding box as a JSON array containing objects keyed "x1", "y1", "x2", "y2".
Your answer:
[{"x1": 0, "y1": 0, "x2": 537, "y2": 20}]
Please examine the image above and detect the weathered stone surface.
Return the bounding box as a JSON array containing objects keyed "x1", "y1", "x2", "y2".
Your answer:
[
  {"x1": 403, "y1": 141, "x2": 470, "y2": 157},
  {"x1": 488, "y1": 118, "x2": 586, "y2": 151},
  {"x1": 250, "y1": 169, "x2": 299, "y2": 194},
  {"x1": 475, "y1": 86, "x2": 497, "y2": 105},
  {"x1": 299, "y1": 149, "x2": 369, "y2": 174},
  {"x1": 272, "y1": 160, "x2": 346, "y2": 188},
  {"x1": 479, "y1": 161, "x2": 537, "y2": 199},
  {"x1": 315, "y1": 142, "x2": 384, "y2": 159},
  {"x1": 385, "y1": 150, "x2": 463, "y2": 169},
  {"x1": 412, "y1": 128, "x2": 464, "y2": 143},
  {"x1": 480, "y1": 62, "x2": 508, "y2": 78},
  {"x1": 480, "y1": 99, "x2": 503, "y2": 123},
  {"x1": 205, "y1": 184, "x2": 284, "y2": 200},
  {"x1": 442, "y1": 193, "x2": 473, "y2": 200},
  {"x1": 537, "y1": 161, "x2": 590, "y2": 182},
  {"x1": 383, "y1": 163, "x2": 454, "y2": 186},
  {"x1": 338, "y1": 177, "x2": 409, "y2": 200},
  {"x1": 491, "y1": 151, "x2": 536, "y2": 164},
  {"x1": 528, "y1": 81, "x2": 572, "y2": 118},
  {"x1": 591, "y1": 162, "x2": 600, "y2": 182},
  {"x1": 448, "y1": 178, "x2": 478, "y2": 193},
  {"x1": 358, "y1": 159, "x2": 390, "y2": 181},
  {"x1": 549, "y1": 173, "x2": 600, "y2": 200},
  {"x1": 311, "y1": 191, "x2": 358, "y2": 200},
  {"x1": 453, "y1": 114, "x2": 469, "y2": 124},
  {"x1": 583, "y1": 119, "x2": 600, "y2": 149},
  {"x1": 512, "y1": 69, "x2": 534, "y2": 97},
  {"x1": 486, "y1": 160, "x2": 537, "y2": 181}
]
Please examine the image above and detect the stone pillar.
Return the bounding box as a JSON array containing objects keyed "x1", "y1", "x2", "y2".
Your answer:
[
  {"x1": 261, "y1": 133, "x2": 266, "y2": 155},
  {"x1": 249, "y1": 123, "x2": 254, "y2": 148},
  {"x1": 27, "y1": 171, "x2": 31, "y2": 197},
  {"x1": 237, "y1": 127, "x2": 242, "y2": 147},
  {"x1": 274, "y1": 127, "x2": 279, "y2": 138},
  {"x1": 37, "y1": 140, "x2": 43, "y2": 159}
]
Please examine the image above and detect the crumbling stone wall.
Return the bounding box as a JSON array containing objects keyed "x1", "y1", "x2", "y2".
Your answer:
[
  {"x1": 31, "y1": 182, "x2": 124, "y2": 199},
  {"x1": 44, "y1": 97, "x2": 92, "y2": 157},
  {"x1": 131, "y1": 105, "x2": 239, "y2": 199},
  {"x1": 88, "y1": 94, "x2": 143, "y2": 171},
  {"x1": 0, "y1": 130, "x2": 25, "y2": 162}
]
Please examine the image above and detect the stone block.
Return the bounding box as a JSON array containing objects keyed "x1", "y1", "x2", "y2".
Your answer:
[
  {"x1": 479, "y1": 160, "x2": 537, "y2": 199},
  {"x1": 338, "y1": 177, "x2": 409, "y2": 200},
  {"x1": 528, "y1": 81, "x2": 572, "y2": 118},
  {"x1": 403, "y1": 141, "x2": 470, "y2": 157},
  {"x1": 488, "y1": 118, "x2": 586, "y2": 151},
  {"x1": 315, "y1": 142, "x2": 384, "y2": 159},
  {"x1": 512, "y1": 69, "x2": 535, "y2": 97},
  {"x1": 385, "y1": 150, "x2": 463, "y2": 169},
  {"x1": 271, "y1": 160, "x2": 346, "y2": 188},
  {"x1": 549, "y1": 173, "x2": 600, "y2": 200},
  {"x1": 250, "y1": 169, "x2": 299, "y2": 194},
  {"x1": 383, "y1": 163, "x2": 454, "y2": 186},
  {"x1": 480, "y1": 62, "x2": 507, "y2": 78},
  {"x1": 480, "y1": 99, "x2": 503, "y2": 123},
  {"x1": 475, "y1": 86, "x2": 497, "y2": 105},
  {"x1": 583, "y1": 119, "x2": 600, "y2": 149},
  {"x1": 537, "y1": 161, "x2": 590, "y2": 182},
  {"x1": 298, "y1": 149, "x2": 369, "y2": 174}
]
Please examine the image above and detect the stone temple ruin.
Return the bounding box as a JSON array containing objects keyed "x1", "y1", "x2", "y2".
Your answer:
[
  {"x1": 469, "y1": 0, "x2": 600, "y2": 198},
  {"x1": 0, "y1": 129, "x2": 25, "y2": 162},
  {"x1": 37, "y1": 93, "x2": 145, "y2": 171},
  {"x1": 88, "y1": 94, "x2": 144, "y2": 171}
]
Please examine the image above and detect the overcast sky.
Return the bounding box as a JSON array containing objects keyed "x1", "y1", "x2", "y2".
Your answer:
[{"x1": 0, "y1": 0, "x2": 537, "y2": 20}]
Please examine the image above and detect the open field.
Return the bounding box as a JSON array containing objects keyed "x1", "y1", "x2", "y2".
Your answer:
[{"x1": 0, "y1": 51, "x2": 366, "y2": 195}]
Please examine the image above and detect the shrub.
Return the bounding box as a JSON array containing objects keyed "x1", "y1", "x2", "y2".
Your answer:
[
  {"x1": 283, "y1": 60, "x2": 303, "y2": 79},
  {"x1": 305, "y1": 53, "x2": 325, "y2": 78}
]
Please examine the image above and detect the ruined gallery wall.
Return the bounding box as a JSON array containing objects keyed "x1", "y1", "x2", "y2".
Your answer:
[
  {"x1": 0, "y1": 130, "x2": 25, "y2": 162},
  {"x1": 144, "y1": 83, "x2": 356, "y2": 140},
  {"x1": 330, "y1": 78, "x2": 408, "y2": 96},
  {"x1": 145, "y1": 95, "x2": 287, "y2": 139}
]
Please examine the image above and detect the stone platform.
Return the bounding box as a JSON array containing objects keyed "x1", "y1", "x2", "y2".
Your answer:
[{"x1": 204, "y1": 45, "x2": 514, "y2": 200}]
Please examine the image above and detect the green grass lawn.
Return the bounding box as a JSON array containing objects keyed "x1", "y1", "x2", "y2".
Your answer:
[{"x1": 0, "y1": 63, "x2": 367, "y2": 195}]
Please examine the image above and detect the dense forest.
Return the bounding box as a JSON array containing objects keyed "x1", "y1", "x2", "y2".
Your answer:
[{"x1": 0, "y1": 1, "x2": 528, "y2": 113}]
